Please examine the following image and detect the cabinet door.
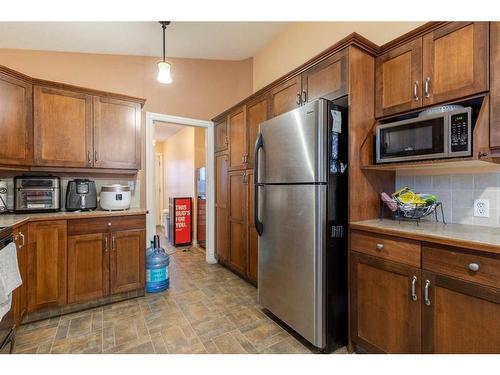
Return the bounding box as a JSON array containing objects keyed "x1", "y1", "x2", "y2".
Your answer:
[
  {"x1": 93, "y1": 96, "x2": 141, "y2": 169},
  {"x1": 0, "y1": 72, "x2": 32, "y2": 166},
  {"x1": 246, "y1": 96, "x2": 269, "y2": 168},
  {"x1": 215, "y1": 153, "x2": 229, "y2": 261},
  {"x1": 12, "y1": 224, "x2": 28, "y2": 326},
  {"x1": 302, "y1": 49, "x2": 348, "y2": 103},
  {"x1": 422, "y1": 22, "x2": 488, "y2": 106},
  {"x1": 490, "y1": 22, "x2": 500, "y2": 150},
  {"x1": 228, "y1": 106, "x2": 247, "y2": 170},
  {"x1": 228, "y1": 171, "x2": 248, "y2": 274},
  {"x1": 34, "y1": 86, "x2": 93, "y2": 167},
  {"x1": 27, "y1": 220, "x2": 67, "y2": 312},
  {"x1": 270, "y1": 76, "x2": 301, "y2": 117},
  {"x1": 214, "y1": 118, "x2": 228, "y2": 153},
  {"x1": 246, "y1": 170, "x2": 258, "y2": 283},
  {"x1": 422, "y1": 272, "x2": 500, "y2": 353},
  {"x1": 67, "y1": 233, "x2": 109, "y2": 304},
  {"x1": 110, "y1": 229, "x2": 145, "y2": 294},
  {"x1": 350, "y1": 252, "x2": 422, "y2": 353},
  {"x1": 375, "y1": 38, "x2": 422, "y2": 118}
]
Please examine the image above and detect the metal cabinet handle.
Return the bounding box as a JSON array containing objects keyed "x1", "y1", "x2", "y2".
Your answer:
[
  {"x1": 413, "y1": 81, "x2": 419, "y2": 101},
  {"x1": 241, "y1": 155, "x2": 245, "y2": 163},
  {"x1": 376, "y1": 243, "x2": 384, "y2": 251},
  {"x1": 242, "y1": 172, "x2": 247, "y2": 184},
  {"x1": 19, "y1": 232, "x2": 25, "y2": 248},
  {"x1": 301, "y1": 90, "x2": 307, "y2": 104},
  {"x1": 88, "y1": 150, "x2": 92, "y2": 165},
  {"x1": 112, "y1": 236, "x2": 116, "y2": 251},
  {"x1": 424, "y1": 279, "x2": 431, "y2": 306},
  {"x1": 424, "y1": 77, "x2": 431, "y2": 98},
  {"x1": 468, "y1": 263, "x2": 480, "y2": 272},
  {"x1": 104, "y1": 236, "x2": 109, "y2": 252},
  {"x1": 224, "y1": 136, "x2": 229, "y2": 145},
  {"x1": 95, "y1": 150, "x2": 98, "y2": 162},
  {"x1": 411, "y1": 276, "x2": 418, "y2": 301},
  {"x1": 296, "y1": 92, "x2": 301, "y2": 106}
]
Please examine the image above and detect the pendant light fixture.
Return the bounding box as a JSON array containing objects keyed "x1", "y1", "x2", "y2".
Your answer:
[{"x1": 157, "y1": 21, "x2": 172, "y2": 84}]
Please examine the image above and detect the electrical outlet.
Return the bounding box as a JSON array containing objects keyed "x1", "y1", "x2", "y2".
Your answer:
[
  {"x1": 473, "y1": 199, "x2": 490, "y2": 218},
  {"x1": 127, "y1": 180, "x2": 136, "y2": 192}
]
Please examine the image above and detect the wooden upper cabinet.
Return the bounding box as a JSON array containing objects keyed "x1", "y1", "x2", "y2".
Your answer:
[
  {"x1": 214, "y1": 118, "x2": 228, "y2": 153},
  {"x1": 228, "y1": 106, "x2": 247, "y2": 170},
  {"x1": 376, "y1": 38, "x2": 423, "y2": 118},
  {"x1": 246, "y1": 95, "x2": 269, "y2": 167},
  {"x1": 93, "y1": 96, "x2": 141, "y2": 170},
  {"x1": 109, "y1": 229, "x2": 145, "y2": 294},
  {"x1": 27, "y1": 220, "x2": 67, "y2": 312},
  {"x1": 0, "y1": 72, "x2": 32, "y2": 166},
  {"x1": 350, "y1": 252, "x2": 422, "y2": 353},
  {"x1": 422, "y1": 272, "x2": 500, "y2": 353},
  {"x1": 422, "y1": 22, "x2": 489, "y2": 106},
  {"x1": 228, "y1": 170, "x2": 248, "y2": 274},
  {"x1": 34, "y1": 86, "x2": 93, "y2": 167},
  {"x1": 67, "y1": 233, "x2": 108, "y2": 304},
  {"x1": 490, "y1": 22, "x2": 500, "y2": 150},
  {"x1": 270, "y1": 76, "x2": 301, "y2": 117},
  {"x1": 302, "y1": 49, "x2": 348, "y2": 103}
]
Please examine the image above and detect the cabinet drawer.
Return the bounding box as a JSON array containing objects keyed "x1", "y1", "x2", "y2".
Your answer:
[
  {"x1": 423, "y1": 244, "x2": 500, "y2": 289},
  {"x1": 350, "y1": 230, "x2": 421, "y2": 267},
  {"x1": 68, "y1": 215, "x2": 145, "y2": 235}
]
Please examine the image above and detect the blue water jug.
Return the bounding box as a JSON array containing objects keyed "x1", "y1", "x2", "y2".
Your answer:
[{"x1": 146, "y1": 235, "x2": 170, "y2": 293}]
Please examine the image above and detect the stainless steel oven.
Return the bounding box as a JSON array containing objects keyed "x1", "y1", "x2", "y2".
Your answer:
[
  {"x1": 14, "y1": 176, "x2": 61, "y2": 213},
  {"x1": 376, "y1": 107, "x2": 472, "y2": 164}
]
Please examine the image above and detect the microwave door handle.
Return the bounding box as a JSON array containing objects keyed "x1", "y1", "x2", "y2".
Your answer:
[{"x1": 254, "y1": 133, "x2": 264, "y2": 236}]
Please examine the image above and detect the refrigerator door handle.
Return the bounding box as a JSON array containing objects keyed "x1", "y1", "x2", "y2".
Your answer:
[{"x1": 254, "y1": 133, "x2": 264, "y2": 236}]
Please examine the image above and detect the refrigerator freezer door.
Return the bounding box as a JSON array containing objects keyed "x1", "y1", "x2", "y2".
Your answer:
[
  {"x1": 258, "y1": 184, "x2": 326, "y2": 348},
  {"x1": 258, "y1": 100, "x2": 327, "y2": 184}
]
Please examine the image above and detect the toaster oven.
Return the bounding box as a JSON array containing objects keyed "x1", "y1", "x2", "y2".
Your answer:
[{"x1": 14, "y1": 176, "x2": 61, "y2": 213}]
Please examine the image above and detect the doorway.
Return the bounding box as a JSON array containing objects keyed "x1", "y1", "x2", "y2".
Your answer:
[{"x1": 146, "y1": 112, "x2": 215, "y2": 264}]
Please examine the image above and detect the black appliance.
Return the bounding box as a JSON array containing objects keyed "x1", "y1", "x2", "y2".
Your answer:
[
  {"x1": 14, "y1": 176, "x2": 61, "y2": 213},
  {"x1": 0, "y1": 226, "x2": 15, "y2": 354},
  {"x1": 65, "y1": 179, "x2": 97, "y2": 211}
]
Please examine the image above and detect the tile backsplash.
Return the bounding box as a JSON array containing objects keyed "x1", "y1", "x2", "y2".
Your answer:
[
  {"x1": 395, "y1": 173, "x2": 500, "y2": 227},
  {"x1": 0, "y1": 176, "x2": 140, "y2": 211}
]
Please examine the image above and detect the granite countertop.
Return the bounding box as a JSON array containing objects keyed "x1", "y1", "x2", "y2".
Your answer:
[
  {"x1": 0, "y1": 208, "x2": 148, "y2": 228},
  {"x1": 350, "y1": 219, "x2": 500, "y2": 256}
]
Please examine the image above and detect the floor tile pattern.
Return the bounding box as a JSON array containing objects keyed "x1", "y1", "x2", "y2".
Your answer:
[{"x1": 13, "y1": 246, "x2": 345, "y2": 354}]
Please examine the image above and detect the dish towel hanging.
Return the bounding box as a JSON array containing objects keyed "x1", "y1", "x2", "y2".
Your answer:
[{"x1": 0, "y1": 242, "x2": 22, "y2": 321}]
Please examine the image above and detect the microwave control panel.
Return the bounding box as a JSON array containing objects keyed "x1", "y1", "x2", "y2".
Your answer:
[{"x1": 450, "y1": 112, "x2": 470, "y2": 152}]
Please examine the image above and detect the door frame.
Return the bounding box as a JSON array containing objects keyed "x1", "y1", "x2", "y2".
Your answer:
[
  {"x1": 154, "y1": 152, "x2": 164, "y2": 226},
  {"x1": 146, "y1": 112, "x2": 216, "y2": 264}
]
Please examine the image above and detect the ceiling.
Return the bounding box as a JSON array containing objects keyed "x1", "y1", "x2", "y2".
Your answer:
[
  {"x1": 154, "y1": 121, "x2": 187, "y2": 142},
  {"x1": 0, "y1": 22, "x2": 289, "y2": 60}
]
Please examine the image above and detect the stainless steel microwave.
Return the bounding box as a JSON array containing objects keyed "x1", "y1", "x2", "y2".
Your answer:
[{"x1": 376, "y1": 107, "x2": 472, "y2": 164}]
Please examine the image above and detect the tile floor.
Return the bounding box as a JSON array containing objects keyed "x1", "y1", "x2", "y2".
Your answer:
[{"x1": 13, "y1": 244, "x2": 347, "y2": 354}]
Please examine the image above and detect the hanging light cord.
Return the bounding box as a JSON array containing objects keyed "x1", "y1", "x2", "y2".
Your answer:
[{"x1": 159, "y1": 21, "x2": 171, "y2": 62}]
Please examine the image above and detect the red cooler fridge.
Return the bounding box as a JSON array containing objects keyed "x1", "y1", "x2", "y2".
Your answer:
[{"x1": 168, "y1": 197, "x2": 192, "y2": 246}]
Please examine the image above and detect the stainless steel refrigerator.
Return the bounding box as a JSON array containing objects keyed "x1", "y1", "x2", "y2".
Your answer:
[{"x1": 254, "y1": 98, "x2": 348, "y2": 352}]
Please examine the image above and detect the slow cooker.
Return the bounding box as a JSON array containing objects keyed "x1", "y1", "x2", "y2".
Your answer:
[{"x1": 99, "y1": 184, "x2": 131, "y2": 211}]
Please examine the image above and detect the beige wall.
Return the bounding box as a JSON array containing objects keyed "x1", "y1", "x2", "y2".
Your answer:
[
  {"x1": 252, "y1": 21, "x2": 426, "y2": 90},
  {"x1": 194, "y1": 128, "x2": 206, "y2": 171}
]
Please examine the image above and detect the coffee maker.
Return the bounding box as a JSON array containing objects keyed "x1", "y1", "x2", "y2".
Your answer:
[{"x1": 65, "y1": 179, "x2": 97, "y2": 211}]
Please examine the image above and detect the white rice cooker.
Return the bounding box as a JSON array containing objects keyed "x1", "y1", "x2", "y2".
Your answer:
[{"x1": 99, "y1": 184, "x2": 131, "y2": 211}]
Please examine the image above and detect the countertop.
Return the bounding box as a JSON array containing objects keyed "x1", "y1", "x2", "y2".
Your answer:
[
  {"x1": 350, "y1": 219, "x2": 500, "y2": 256},
  {"x1": 0, "y1": 208, "x2": 148, "y2": 228}
]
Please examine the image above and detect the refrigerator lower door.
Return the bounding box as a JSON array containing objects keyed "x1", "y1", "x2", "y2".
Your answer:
[{"x1": 258, "y1": 184, "x2": 326, "y2": 348}]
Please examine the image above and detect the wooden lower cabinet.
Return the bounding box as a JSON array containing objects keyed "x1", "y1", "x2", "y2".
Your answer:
[
  {"x1": 350, "y1": 252, "x2": 422, "y2": 353},
  {"x1": 67, "y1": 233, "x2": 108, "y2": 304},
  {"x1": 27, "y1": 220, "x2": 67, "y2": 312},
  {"x1": 350, "y1": 229, "x2": 500, "y2": 354},
  {"x1": 110, "y1": 229, "x2": 145, "y2": 294},
  {"x1": 422, "y1": 272, "x2": 500, "y2": 353},
  {"x1": 12, "y1": 224, "x2": 28, "y2": 326},
  {"x1": 228, "y1": 170, "x2": 247, "y2": 274}
]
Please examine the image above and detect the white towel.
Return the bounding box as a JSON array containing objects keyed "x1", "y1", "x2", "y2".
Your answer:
[{"x1": 0, "y1": 242, "x2": 22, "y2": 321}]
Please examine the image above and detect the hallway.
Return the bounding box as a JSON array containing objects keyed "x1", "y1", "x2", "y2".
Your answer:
[{"x1": 13, "y1": 247, "x2": 320, "y2": 354}]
